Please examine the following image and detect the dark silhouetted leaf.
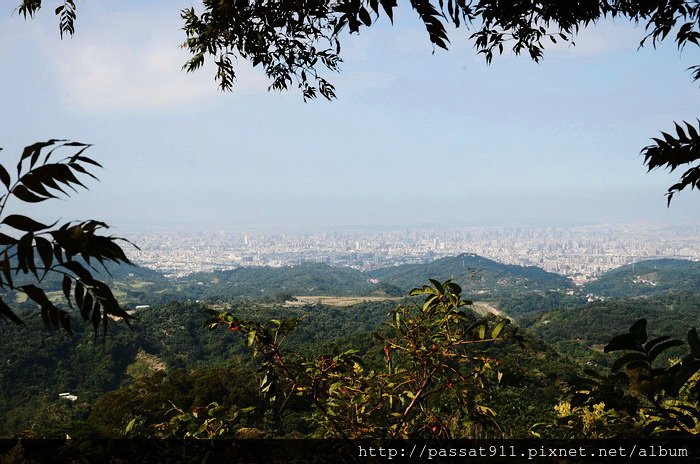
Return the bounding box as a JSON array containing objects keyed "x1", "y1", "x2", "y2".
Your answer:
[
  {"x1": 75, "y1": 280, "x2": 85, "y2": 310},
  {"x1": 62, "y1": 275, "x2": 72, "y2": 308},
  {"x1": 2, "y1": 215, "x2": 52, "y2": 232},
  {"x1": 58, "y1": 309, "x2": 72, "y2": 334},
  {"x1": 0, "y1": 165, "x2": 10, "y2": 190},
  {"x1": 12, "y1": 185, "x2": 47, "y2": 203},
  {"x1": 648, "y1": 339, "x2": 685, "y2": 362},
  {"x1": 612, "y1": 352, "x2": 649, "y2": 372},
  {"x1": 35, "y1": 236, "x2": 53, "y2": 272},
  {"x1": 605, "y1": 333, "x2": 644, "y2": 353},
  {"x1": 688, "y1": 328, "x2": 700, "y2": 359},
  {"x1": 0, "y1": 297, "x2": 23, "y2": 325},
  {"x1": 630, "y1": 318, "x2": 648, "y2": 344}
]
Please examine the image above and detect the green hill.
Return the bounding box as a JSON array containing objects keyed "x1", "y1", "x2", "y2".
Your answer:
[
  {"x1": 188, "y1": 262, "x2": 381, "y2": 300},
  {"x1": 525, "y1": 291, "x2": 700, "y2": 363},
  {"x1": 369, "y1": 253, "x2": 573, "y2": 296},
  {"x1": 585, "y1": 258, "x2": 700, "y2": 298}
]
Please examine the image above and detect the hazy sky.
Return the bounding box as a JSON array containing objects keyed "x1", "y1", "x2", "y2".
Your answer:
[{"x1": 1, "y1": 1, "x2": 699, "y2": 231}]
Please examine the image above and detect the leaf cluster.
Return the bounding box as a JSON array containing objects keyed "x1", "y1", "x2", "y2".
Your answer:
[
  {"x1": 562, "y1": 318, "x2": 700, "y2": 437},
  {"x1": 206, "y1": 279, "x2": 516, "y2": 439},
  {"x1": 0, "y1": 140, "x2": 135, "y2": 336}
]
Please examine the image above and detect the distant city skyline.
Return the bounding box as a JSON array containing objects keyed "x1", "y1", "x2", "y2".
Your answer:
[
  {"x1": 126, "y1": 223, "x2": 700, "y2": 282},
  {"x1": 1, "y1": 1, "x2": 699, "y2": 229}
]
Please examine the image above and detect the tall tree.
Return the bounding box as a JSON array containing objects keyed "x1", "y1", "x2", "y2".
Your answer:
[{"x1": 14, "y1": 1, "x2": 700, "y2": 202}]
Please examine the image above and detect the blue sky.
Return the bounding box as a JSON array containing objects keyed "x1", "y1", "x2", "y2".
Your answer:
[{"x1": 1, "y1": 1, "x2": 699, "y2": 231}]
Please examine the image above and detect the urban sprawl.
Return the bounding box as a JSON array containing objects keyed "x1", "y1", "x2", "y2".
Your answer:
[{"x1": 126, "y1": 224, "x2": 700, "y2": 284}]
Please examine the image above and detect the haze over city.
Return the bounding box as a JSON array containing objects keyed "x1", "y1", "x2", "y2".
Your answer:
[{"x1": 1, "y1": 1, "x2": 699, "y2": 231}]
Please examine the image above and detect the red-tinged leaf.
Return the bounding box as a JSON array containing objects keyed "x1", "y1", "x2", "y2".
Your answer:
[
  {"x1": 0, "y1": 297, "x2": 23, "y2": 325},
  {"x1": 2, "y1": 215, "x2": 53, "y2": 232}
]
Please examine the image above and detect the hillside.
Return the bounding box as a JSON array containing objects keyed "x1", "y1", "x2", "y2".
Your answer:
[
  {"x1": 0, "y1": 298, "x2": 579, "y2": 438},
  {"x1": 369, "y1": 253, "x2": 573, "y2": 295},
  {"x1": 525, "y1": 291, "x2": 700, "y2": 363},
  {"x1": 185, "y1": 262, "x2": 397, "y2": 300},
  {"x1": 585, "y1": 258, "x2": 700, "y2": 298}
]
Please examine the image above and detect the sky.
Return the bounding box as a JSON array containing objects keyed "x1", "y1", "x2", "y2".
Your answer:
[{"x1": 0, "y1": 1, "x2": 699, "y2": 232}]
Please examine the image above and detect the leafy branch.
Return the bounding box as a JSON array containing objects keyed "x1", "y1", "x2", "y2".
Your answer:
[
  {"x1": 0, "y1": 140, "x2": 135, "y2": 336},
  {"x1": 554, "y1": 318, "x2": 700, "y2": 437},
  {"x1": 204, "y1": 279, "x2": 517, "y2": 439}
]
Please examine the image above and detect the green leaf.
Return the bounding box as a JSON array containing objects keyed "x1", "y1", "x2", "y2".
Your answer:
[
  {"x1": 410, "y1": 285, "x2": 435, "y2": 296},
  {"x1": 491, "y1": 319, "x2": 510, "y2": 339},
  {"x1": 125, "y1": 418, "x2": 137, "y2": 433},
  {"x1": 428, "y1": 278, "x2": 444, "y2": 294},
  {"x1": 247, "y1": 329, "x2": 256, "y2": 347},
  {"x1": 478, "y1": 324, "x2": 486, "y2": 340}
]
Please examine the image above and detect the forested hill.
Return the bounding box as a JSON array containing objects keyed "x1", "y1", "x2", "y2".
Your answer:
[
  {"x1": 192, "y1": 263, "x2": 393, "y2": 300},
  {"x1": 368, "y1": 253, "x2": 573, "y2": 295},
  {"x1": 181, "y1": 254, "x2": 573, "y2": 301},
  {"x1": 525, "y1": 291, "x2": 700, "y2": 364},
  {"x1": 584, "y1": 258, "x2": 700, "y2": 298}
]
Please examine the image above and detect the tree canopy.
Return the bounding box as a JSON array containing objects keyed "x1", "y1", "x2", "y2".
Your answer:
[{"x1": 14, "y1": 1, "x2": 700, "y2": 201}]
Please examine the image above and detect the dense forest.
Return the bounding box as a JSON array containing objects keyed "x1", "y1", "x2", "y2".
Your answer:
[{"x1": 1, "y1": 256, "x2": 699, "y2": 442}]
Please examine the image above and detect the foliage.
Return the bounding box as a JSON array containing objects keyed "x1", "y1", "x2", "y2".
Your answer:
[
  {"x1": 542, "y1": 318, "x2": 700, "y2": 438},
  {"x1": 0, "y1": 140, "x2": 135, "y2": 335},
  {"x1": 205, "y1": 279, "x2": 517, "y2": 439},
  {"x1": 585, "y1": 258, "x2": 700, "y2": 298},
  {"x1": 369, "y1": 253, "x2": 573, "y2": 296},
  {"x1": 643, "y1": 120, "x2": 700, "y2": 204},
  {"x1": 90, "y1": 367, "x2": 266, "y2": 439},
  {"x1": 529, "y1": 291, "x2": 700, "y2": 364},
  {"x1": 15, "y1": 2, "x2": 700, "y2": 197}
]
